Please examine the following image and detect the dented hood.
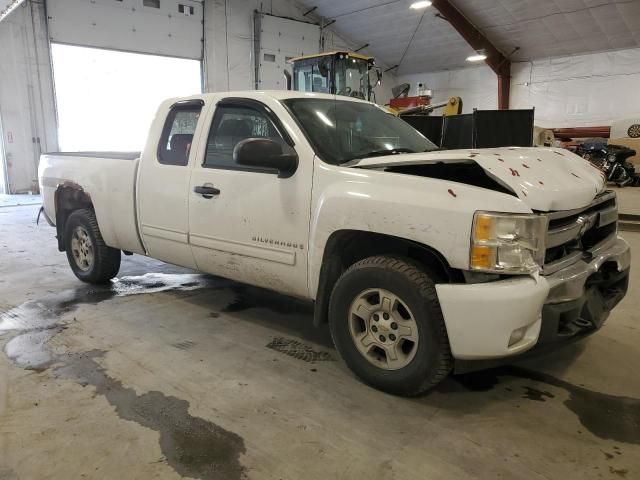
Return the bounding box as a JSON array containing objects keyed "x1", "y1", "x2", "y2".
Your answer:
[{"x1": 350, "y1": 147, "x2": 606, "y2": 211}]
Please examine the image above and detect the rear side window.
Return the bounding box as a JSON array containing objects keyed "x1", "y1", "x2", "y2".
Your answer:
[
  {"x1": 203, "y1": 105, "x2": 286, "y2": 170},
  {"x1": 158, "y1": 105, "x2": 202, "y2": 166}
]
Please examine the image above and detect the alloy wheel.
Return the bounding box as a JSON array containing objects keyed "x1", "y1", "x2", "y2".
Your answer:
[
  {"x1": 71, "y1": 226, "x2": 94, "y2": 272},
  {"x1": 348, "y1": 288, "x2": 419, "y2": 370}
]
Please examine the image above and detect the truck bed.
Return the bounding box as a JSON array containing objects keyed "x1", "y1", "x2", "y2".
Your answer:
[{"x1": 38, "y1": 152, "x2": 145, "y2": 255}]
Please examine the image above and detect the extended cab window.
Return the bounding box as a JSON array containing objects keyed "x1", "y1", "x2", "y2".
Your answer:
[
  {"x1": 158, "y1": 106, "x2": 202, "y2": 166},
  {"x1": 204, "y1": 105, "x2": 286, "y2": 170}
]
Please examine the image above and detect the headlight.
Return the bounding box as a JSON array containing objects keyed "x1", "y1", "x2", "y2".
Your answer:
[{"x1": 470, "y1": 212, "x2": 547, "y2": 274}]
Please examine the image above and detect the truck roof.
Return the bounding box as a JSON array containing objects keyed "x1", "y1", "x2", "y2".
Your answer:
[{"x1": 166, "y1": 90, "x2": 371, "y2": 105}]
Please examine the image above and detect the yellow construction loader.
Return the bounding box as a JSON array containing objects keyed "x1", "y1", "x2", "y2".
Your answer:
[
  {"x1": 285, "y1": 51, "x2": 381, "y2": 102},
  {"x1": 286, "y1": 51, "x2": 461, "y2": 117}
]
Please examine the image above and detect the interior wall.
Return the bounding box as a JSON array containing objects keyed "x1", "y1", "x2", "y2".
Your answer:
[
  {"x1": 203, "y1": 0, "x2": 396, "y2": 104},
  {"x1": 511, "y1": 47, "x2": 640, "y2": 128},
  {"x1": 0, "y1": 113, "x2": 7, "y2": 194},
  {"x1": 395, "y1": 65, "x2": 497, "y2": 114},
  {"x1": 0, "y1": 0, "x2": 58, "y2": 194},
  {"x1": 396, "y1": 46, "x2": 640, "y2": 128}
]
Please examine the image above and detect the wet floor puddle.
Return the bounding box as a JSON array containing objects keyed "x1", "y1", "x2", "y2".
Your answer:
[
  {"x1": 1, "y1": 272, "x2": 639, "y2": 479},
  {"x1": 0, "y1": 273, "x2": 246, "y2": 480},
  {"x1": 0, "y1": 273, "x2": 216, "y2": 334},
  {"x1": 443, "y1": 366, "x2": 640, "y2": 446},
  {"x1": 0, "y1": 273, "x2": 221, "y2": 370},
  {"x1": 55, "y1": 349, "x2": 246, "y2": 480}
]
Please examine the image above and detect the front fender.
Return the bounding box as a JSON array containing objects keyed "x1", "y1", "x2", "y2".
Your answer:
[{"x1": 308, "y1": 162, "x2": 531, "y2": 297}]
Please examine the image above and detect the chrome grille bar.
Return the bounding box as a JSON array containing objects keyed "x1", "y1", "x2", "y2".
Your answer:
[{"x1": 541, "y1": 191, "x2": 618, "y2": 275}]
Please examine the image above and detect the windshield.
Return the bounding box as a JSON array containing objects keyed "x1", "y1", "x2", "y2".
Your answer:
[
  {"x1": 335, "y1": 57, "x2": 368, "y2": 100},
  {"x1": 283, "y1": 98, "x2": 438, "y2": 165}
]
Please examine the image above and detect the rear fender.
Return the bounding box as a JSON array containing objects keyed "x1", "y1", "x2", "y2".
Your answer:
[{"x1": 54, "y1": 183, "x2": 93, "y2": 251}]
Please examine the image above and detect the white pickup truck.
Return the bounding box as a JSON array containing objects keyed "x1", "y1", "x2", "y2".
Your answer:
[{"x1": 39, "y1": 91, "x2": 630, "y2": 395}]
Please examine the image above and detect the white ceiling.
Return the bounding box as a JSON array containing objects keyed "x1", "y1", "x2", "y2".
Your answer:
[{"x1": 299, "y1": 0, "x2": 640, "y2": 74}]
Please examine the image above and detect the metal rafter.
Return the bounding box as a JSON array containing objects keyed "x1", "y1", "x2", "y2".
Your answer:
[{"x1": 431, "y1": 0, "x2": 511, "y2": 109}]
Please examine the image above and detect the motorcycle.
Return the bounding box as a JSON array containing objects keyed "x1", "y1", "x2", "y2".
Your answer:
[{"x1": 577, "y1": 142, "x2": 639, "y2": 187}]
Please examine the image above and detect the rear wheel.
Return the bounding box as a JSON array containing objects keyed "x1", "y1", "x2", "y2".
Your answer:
[
  {"x1": 64, "y1": 209, "x2": 120, "y2": 284},
  {"x1": 329, "y1": 256, "x2": 452, "y2": 396}
]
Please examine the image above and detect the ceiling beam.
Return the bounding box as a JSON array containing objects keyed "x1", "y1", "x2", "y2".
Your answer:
[{"x1": 431, "y1": 0, "x2": 511, "y2": 108}]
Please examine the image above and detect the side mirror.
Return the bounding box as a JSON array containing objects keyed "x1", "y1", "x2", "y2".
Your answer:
[{"x1": 233, "y1": 138, "x2": 298, "y2": 178}]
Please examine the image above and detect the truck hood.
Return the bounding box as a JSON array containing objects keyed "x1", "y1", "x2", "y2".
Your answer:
[{"x1": 350, "y1": 147, "x2": 606, "y2": 211}]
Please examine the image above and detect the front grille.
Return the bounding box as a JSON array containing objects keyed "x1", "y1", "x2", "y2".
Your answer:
[{"x1": 542, "y1": 191, "x2": 618, "y2": 275}]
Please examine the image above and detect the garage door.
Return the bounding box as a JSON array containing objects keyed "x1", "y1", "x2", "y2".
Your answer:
[
  {"x1": 47, "y1": 0, "x2": 203, "y2": 60},
  {"x1": 255, "y1": 13, "x2": 320, "y2": 90},
  {"x1": 51, "y1": 43, "x2": 202, "y2": 151}
]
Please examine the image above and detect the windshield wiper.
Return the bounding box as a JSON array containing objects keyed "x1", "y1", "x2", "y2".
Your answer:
[{"x1": 343, "y1": 148, "x2": 416, "y2": 163}]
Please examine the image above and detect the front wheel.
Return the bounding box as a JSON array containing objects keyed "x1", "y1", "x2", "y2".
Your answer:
[
  {"x1": 329, "y1": 256, "x2": 452, "y2": 396},
  {"x1": 64, "y1": 208, "x2": 121, "y2": 284}
]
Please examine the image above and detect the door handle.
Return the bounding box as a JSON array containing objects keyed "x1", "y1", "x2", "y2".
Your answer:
[{"x1": 194, "y1": 185, "x2": 220, "y2": 198}]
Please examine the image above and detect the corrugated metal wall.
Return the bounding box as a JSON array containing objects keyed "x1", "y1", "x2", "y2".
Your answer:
[{"x1": 0, "y1": 0, "x2": 57, "y2": 193}]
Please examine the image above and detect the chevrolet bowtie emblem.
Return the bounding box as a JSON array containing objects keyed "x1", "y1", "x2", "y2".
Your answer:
[{"x1": 576, "y1": 214, "x2": 598, "y2": 238}]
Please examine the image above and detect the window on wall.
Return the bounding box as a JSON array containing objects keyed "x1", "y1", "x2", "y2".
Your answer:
[
  {"x1": 51, "y1": 44, "x2": 201, "y2": 151},
  {"x1": 178, "y1": 4, "x2": 194, "y2": 15}
]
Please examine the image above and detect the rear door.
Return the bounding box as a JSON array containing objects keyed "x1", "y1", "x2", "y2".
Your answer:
[
  {"x1": 137, "y1": 99, "x2": 206, "y2": 268},
  {"x1": 188, "y1": 97, "x2": 312, "y2": 298}
]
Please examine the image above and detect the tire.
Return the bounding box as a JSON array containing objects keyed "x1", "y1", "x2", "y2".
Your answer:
[
  {"x1": 329, "y1": 256, "x2": 452, "y2": 396},
  {"x1": 64, "y1": 208, "x2": 121, "y2": 284}
]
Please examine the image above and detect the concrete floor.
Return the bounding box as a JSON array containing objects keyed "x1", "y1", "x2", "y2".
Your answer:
[
  {"x1": 1, "y1": 204, "x2": 639, "y2": 480},
  {"x1": 0, "y1": 194, "x2": 41, "y2": 208},
  {"x1": 611, "y1": 186, "x2": 640, "y2": 216}
]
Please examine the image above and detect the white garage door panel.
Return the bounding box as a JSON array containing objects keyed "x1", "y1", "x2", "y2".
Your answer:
[
  {"x1": 257, "y1": 13, "x2": 319, "y2": 90},
  {"x1": 47, "y1": 0, "x2": 203, "y2": 60}
]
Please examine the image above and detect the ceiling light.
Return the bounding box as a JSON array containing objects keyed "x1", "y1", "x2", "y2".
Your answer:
[
  {"x1": 410, "y1": 1, "x2": 432, "y2": 9},
  {"x1": 466, "y1": 52, "x2": 487, "y2": 62}
]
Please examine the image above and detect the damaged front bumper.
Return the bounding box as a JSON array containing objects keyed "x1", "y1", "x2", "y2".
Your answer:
[
  {"x1": 436, "y1": 236, "x2": 631, "y2": 370},
  {"x1": 540, "y1": 237, "x2": 630, "y2": 344}
]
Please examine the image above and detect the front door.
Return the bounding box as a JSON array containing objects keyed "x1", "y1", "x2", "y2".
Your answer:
[{"x1": 188, "y1": 97, "x2": 312, "y2": 298}]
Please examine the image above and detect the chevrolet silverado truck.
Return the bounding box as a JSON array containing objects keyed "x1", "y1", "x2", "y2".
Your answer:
[{"x1": 38, "y1": 91, "x2": 630, "y2": 395}]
